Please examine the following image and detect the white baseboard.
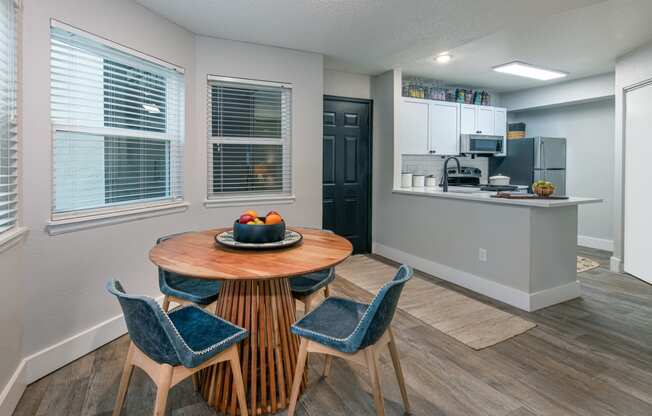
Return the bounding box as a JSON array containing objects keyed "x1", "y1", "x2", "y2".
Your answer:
[
  {"x1": 22, "y1": 295, "x2": 164, "y2": 385},
  {"x1": 610, "y1": 256, "x2": 623, "y2": 273},
  {"x1": 372, "y1": 241, "x2": 580, "y2": 312},
  {"x1": 577, "y1": 235, "x2": 613, "y2": 252},
  {"x1": 23, "y1": 312, "x2": 128, "y2": 385},
  {"x1": 529, "y1": 280, "x2": 581, "y2": 311},
  {"x1": 0, "y1": 361, "x2": 26, "y2": 416}
]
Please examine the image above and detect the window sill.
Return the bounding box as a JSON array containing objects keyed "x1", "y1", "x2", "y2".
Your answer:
[
  {"x1": 204, "y1": 195, "x2": 296, "y2": 208},
  {"x1": 46, "y1": 201, "x2": 190, "y2": 236},
  {"x1": 0, "y1": 227, "x2": 29, "y2": 254}
]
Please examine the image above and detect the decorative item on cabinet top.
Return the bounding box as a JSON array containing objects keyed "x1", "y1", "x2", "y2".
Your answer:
[{"x1": 403, "y1": 77, "x2": 491, "y2": 105}]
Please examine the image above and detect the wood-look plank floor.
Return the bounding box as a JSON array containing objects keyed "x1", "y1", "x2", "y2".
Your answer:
[{"x1": 14, "y1": 247, "x2": 652, "y2": 416}]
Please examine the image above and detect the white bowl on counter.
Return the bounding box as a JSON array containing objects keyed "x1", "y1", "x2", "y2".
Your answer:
[
  {"x1": 412, "y1": 175, "x2": 425, "y2": 187},
  {"x1": 489, "y1": 174, "x2": 511, "y2": 186},
  {"x1": 401, "y1": 172, "x2": 413, "y2": 188}
]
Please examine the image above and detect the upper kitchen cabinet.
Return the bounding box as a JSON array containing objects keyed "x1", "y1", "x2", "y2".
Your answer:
[
  {"x1": 400, "y1": 97, "x2": 459, "y2": 155},
  {"x1": 460, "y1": 104, "x2": 507, "y2": 136},
  {"x1": 429, "y1": 100, "x2": 459, "y2": 155},
  {"x1": 400, "y1": 98, "x2": 430, "y2": 154}
]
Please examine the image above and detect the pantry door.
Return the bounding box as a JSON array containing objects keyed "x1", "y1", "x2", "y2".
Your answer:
[
  {"x1": 322, "y1": 96, "x2": 372, "y2": 254},
  {"x1": 624, "y1": 81, "x2": 652, "y2": 284}
]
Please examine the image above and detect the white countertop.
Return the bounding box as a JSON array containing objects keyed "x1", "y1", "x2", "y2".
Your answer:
[{"x1": 393, "y1": 186, "x2": 602, "y2": 208}]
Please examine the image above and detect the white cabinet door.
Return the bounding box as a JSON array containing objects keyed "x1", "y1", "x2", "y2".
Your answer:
[
  {"x1": 493, "y1": 108, "x2": 507, "y2": 137},
  {"x1": 400, "y1": 98, "x2": 429, "y2": 154},
  {"x1": 494, "y1": 107, "x2": 507, "y2": 155},
  {"x1": 429, "y1": 101, "x2": 459, "y2": 155},
  {"x1": 460, "y1": 104, "x2": 476, "y2": 134},
  {"x1": 476, "y1": 106, "x2": 494, "y2": 134}
]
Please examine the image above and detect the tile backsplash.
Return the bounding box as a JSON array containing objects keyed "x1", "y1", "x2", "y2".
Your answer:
[{"x1": 401, "y1": 155, "x2": 489, "y2": 183}]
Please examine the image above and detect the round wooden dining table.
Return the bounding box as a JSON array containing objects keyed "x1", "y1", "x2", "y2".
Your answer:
[{"x1": 149, "y1": 227, "x2": 353, "y2": 415}]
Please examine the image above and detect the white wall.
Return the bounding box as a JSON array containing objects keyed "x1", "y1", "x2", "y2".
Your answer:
[
  {"x1": 17, "y1": 0, "x2": 323, "y2": 391},
  {"x1": 324, "y1": 69, "x2": 371, "y2": 99},
  {"x1": 501, "y1": 73, "x2": 614, "y2": 112},
  {"x1": 508, "y1": 100, "x2": 615, "y2": 250},
  {"x1": 612, "y1": 41, "x2": 652, "y2": 271}
]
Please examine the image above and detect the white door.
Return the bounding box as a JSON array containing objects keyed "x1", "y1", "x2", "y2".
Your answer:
[
  {"x1": 429, "y1": 101, "x2": 459, "y2": 155},
  {"x1": 460, "y1": 104, "x2": 476, "y2": 134},
  {"x1": 476, "y1": 107, "x2": 495, "y2": 135},
  {"x1": 400, "y1": 99, "x2": 429, "y2": 154},
  {"x1": 624, "y1": 83, "x2": 652, "y2": 284}
]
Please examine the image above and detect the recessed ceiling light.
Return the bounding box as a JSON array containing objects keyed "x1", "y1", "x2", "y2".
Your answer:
[
  {"x1": 493, "y1": 61, "x2": 567, "y2": 81},
  {"x1": 435, "y1": 53, "x2": 452, "y2": 64}
]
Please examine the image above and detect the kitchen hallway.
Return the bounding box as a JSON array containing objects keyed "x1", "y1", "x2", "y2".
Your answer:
[{"x1": 14, "y1": 249, "x2": 652, "y2": 416}]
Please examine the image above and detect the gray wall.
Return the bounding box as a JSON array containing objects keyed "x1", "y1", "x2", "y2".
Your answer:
[
  {"x1": 323, "y1": 69, "x2": 371, "y2": 99},
  {"x1": 508, "y1": 99, "x2": 615, "y2": 247},
  {"x1": 19, "y1": 0, "x2": 323, "y2": 377}
]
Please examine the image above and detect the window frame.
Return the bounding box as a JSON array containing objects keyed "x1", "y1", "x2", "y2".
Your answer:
[
  {"x1": 205, "y1": 75, "x2": 294, "y2": 207},
  {"x1": 48, "y1": 20, "x2": 186, "y2": 226},
  {"x1": 0, "y1": 0, "x2": 23, "y2": 246}
]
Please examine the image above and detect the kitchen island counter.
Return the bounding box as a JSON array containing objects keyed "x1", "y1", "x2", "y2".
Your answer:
[{"x1": 393, "y1": 186, "x2": 602, "y2": 208}]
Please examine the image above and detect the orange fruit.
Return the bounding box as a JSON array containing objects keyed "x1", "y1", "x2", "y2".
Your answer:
[{"x1": 265, "y1": 213, "x2": 282, "y2": 225}]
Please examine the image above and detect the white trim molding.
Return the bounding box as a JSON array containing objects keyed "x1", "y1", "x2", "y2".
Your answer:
[
  {"x1": 577, "y1": 235, "x2": 614, "y2": 252},
  {"x1": 372, "y1": 241, "x2": 580, "y2": 312},
  {"x1": 0, "y1": 361, "x2": 26, "y2": 416},
  {"x1": 46, "y1": 201, "x2": 189, "y2": 235},
  {"x1": 204, "y1": 195, "x2": 296, "y2": 209},
  {"x1": 0, "y1": 227, "x2": 28, "y2": 254},
  {"x1": 610, "y1": 256, "x2": 623, "y2": 273}
]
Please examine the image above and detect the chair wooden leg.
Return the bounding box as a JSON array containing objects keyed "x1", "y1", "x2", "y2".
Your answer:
[
  {"x1": 228, "y1": 347, "x2": 249, "y2": 416},
  {"x1": 112, "y1": 343, "x2": 136, "y2": 416},
  {"x1": 324, "y1": 285, "x2": 330, "y2": 298},
  {"x1": 388, "y1": 329, "x2": 410, "y2": 414},
  {"x1": 366, "y1": 348, "x2": 385, "y2": 416},
  {"x1": 153, "y1": 364, "x2": 173, "y2": 416},
  {"x1": 304, "y1": 295, "x2": 315, "y2": 313},
  {"x1": 288, "y1": 338, "x2": 309, "y2": 416},
  {"x1": 162, "y1": 296, "x2": 170, "y2": 312},
  {"x1": 323, "y1": 355, "x2": 333, "y2": 378}
]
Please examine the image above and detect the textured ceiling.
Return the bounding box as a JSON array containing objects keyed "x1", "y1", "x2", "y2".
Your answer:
[{"x1": 135, "y1": 0, "x2": 652, "y2": 91}]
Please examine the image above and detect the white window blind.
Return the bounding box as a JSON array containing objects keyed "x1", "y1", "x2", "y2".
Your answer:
[
  {"x1": 50, "y1": 22, "x2": 185, "y2": 218},
  {"x1": 0, "y1": 0, "x2": 17, "y2": 234},
  {"x1": 207, "y1": 77, "x2": 292, "y2": 199}
]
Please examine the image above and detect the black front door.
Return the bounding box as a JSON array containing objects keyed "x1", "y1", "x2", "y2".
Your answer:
[{"x1": 322, "y1": 97, "x2": 372, "y2": 254}]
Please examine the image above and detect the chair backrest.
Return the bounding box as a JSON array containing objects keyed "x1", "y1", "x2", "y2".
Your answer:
[
  {"x1": 355, "y1": 265, "x2": 413, "y2": 350},
  {"x1": 156, "y1": 233, "x2": 194, "y2": 288},
  {"x1": 107, "y1": 280, "x2": 183, "y2": 366}
]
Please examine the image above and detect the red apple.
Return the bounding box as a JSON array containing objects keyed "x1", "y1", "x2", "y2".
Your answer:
[{"x1": 239, "y1": 214, "x2": 254, "y2": 224}]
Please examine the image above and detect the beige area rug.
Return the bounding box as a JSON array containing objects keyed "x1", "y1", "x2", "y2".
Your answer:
[
  {"x1": 335, "y1": 255, "x2": 536, "y2": 350},
  {"x1": 577, "y1": 256, "x2": 600, "y2": 273}
]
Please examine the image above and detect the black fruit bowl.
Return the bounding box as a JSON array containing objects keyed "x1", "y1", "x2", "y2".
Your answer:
[{"x1": 233, "y1": 218, "x2": 286, "y2": 244}]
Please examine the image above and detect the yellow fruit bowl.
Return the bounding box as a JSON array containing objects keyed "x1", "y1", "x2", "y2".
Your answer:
[{"x1": 533, "y1": 185, "x2": 555, "y2": 198}]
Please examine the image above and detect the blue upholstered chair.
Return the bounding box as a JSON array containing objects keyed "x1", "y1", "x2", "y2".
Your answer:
[
  {"x1": 156, "y1": 234, "x2": 221, "y2": 312},
  {"x1": 289, "y1": 229, "x2": 336, "y2": 312},
  {"x1": 107, "y1": 280, "x2": 249, "y2": 416},
  {"x1": 287, "y1": 265, "x2": 413, "y2": 416}
]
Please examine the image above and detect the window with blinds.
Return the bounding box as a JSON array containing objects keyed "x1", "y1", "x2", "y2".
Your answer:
[
  {"x1": 207, "y1": 77, "x2": 292, "y2": 199},
  {"x1": 50, "y1": 22, "x2": 185, "y2": 218},
  {"x1": 0, "y1": 0, "x2": 17, "y2": 235}
]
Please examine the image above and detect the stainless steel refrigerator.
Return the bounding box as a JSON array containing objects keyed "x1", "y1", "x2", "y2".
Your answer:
[{"x1": 489, "y1": 137, "x2": 566, "y2": 195}]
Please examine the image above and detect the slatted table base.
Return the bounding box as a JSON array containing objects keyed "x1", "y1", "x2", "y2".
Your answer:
[{"x1": 198, "y1": 279, "x2": 306, "y2": 415}]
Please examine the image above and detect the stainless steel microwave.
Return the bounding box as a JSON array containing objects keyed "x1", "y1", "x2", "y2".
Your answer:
[{"x1": 460, "y1": 134, "x2": 504, "y2": 155}]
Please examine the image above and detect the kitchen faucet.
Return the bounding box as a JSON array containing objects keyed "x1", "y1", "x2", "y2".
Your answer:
[{"x1": 442, "y1": 157, "x2": 461, "y2": 192}]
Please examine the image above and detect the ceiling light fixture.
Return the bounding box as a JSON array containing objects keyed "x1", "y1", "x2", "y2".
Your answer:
[
  {"x1": 435, "y1": 53, "x2": 452, "y2": 64},
  {"x1": 493, "y1": 61, "x2": 567, "y2": 81}
]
